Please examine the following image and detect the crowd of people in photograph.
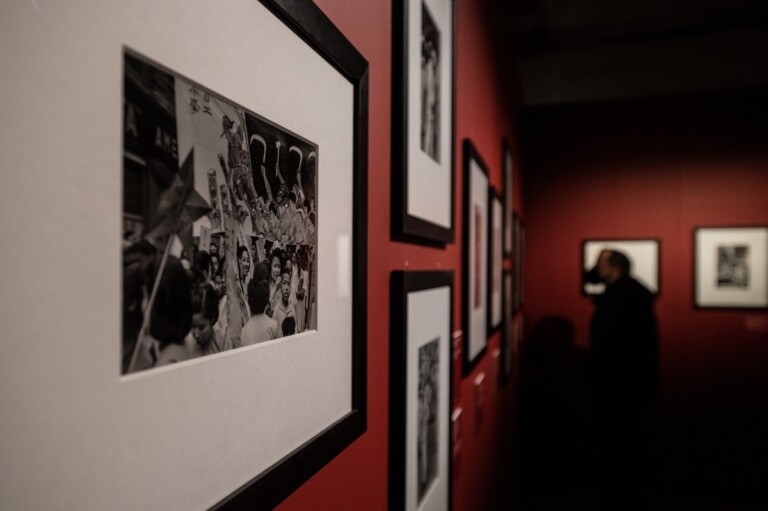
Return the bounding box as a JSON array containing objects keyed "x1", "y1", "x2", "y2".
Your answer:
[
  {"x1": 122, "y1": 232, "x2": 317, "y2": 374},
  {"x1": 122, "y1": 111, "x2": 318, "y2": 374},
  {"x1": 122, "y1": 63, "x2": 321, "y2": 375},
  {"x1": 232, "y1": 235, "x2": 317, "y2": 347}
]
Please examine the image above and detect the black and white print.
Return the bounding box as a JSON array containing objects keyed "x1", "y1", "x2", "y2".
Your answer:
[
  {"x1": 420, "y1": 1, "x2": 441, "y2": 162},
  {"x1": 717, "y1": 245, "x2": 750, "y2": 288},
  {"x1": 122, "y1": 50, "x2": 318, "y2": 375},
  {"x1": 417, "y1": 338, "x2": 440, "y2": 503}
]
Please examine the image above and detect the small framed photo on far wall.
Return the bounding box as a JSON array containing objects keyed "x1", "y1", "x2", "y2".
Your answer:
[
  {"x1": 582, "y1": 239, "x2": 660, "y2": 296},
  {"x1": 695, "y1": 227, "x2": 768, "y2": 308}
]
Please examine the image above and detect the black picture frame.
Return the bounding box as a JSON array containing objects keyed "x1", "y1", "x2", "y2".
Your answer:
[
  {"x1": 462, "y1": 139, "x2": 489, "y2": 375},
  {"x1": 511, "y1": 214, "x2": 522, "y2": 314},
  {"x1": 694, "y1": 226, "x2": 768, "y2": 309},
  {"x1": 500, "y1": 269, "x2": 514, "y2": 386},
  {"x1": 487, "y1": 186, "x2": 503, "y2": 334},
  {"x1": 392, "y1": 0, "x2": 456, "y2": 246},
  {"x1": 213, "y1": 1, "x2": 368, "y2": 509},
  {"x1": 390, "y1": 270, "x2": 454, "y2": 511},
  {"x1": 502, "y1": 138, "x2": 514, "y2": 257},
  {"x1": 581, "y1": 239, "x2": 660, "y2": 297},
  {"x1": 517, "y1": 219, "x2": 525, "y2": 311}
]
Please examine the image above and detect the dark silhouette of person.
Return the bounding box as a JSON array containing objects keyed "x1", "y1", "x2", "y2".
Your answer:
[
  {"x1": 515, "y1": 315, "x2": 593, "y2": 510},
  {"x1": 585, "y1": 249, "x2": 659, "y2": 510}
]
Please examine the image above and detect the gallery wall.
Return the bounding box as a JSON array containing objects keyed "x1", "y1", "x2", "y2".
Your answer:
[
  {"x1": 5, "y1": 0, "x2": 763, "y2": 508},
  {"x1": 0, "y1": 0, "x2": 523, "y2": 509},
  {"x1": 522, "y1": 89, "x2": 768, "y2": 505},
  {"x1": 277, "y1": 0, "x2": 522, "y2": 510}
]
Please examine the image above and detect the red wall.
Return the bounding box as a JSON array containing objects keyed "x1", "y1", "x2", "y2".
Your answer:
[
  {"x1": 277, "y1": 1, "x2": 522, "y2": 510},
  {"x1": 522, "y1": 90, "x2": 768, "y2": 504}
]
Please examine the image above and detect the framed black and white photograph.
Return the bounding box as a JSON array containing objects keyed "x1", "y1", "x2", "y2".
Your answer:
[
  {"x1": 392, "y1": 0, "x2": 456, "y2": 245},
  {"x1": 390, "y1": 271, "x2": 454, "y2": 511},
  {"x1": 502, "y1": 138, "x2": 514, "y2": 257},
  {"x1": 463, "y1": 139, "x2": 489, "y2": 375},
  {"x1": 488, "y1": 187, "x2": 503, "y2": 334},
  {"x1": 695, "y1": 227, "x2": 768, "y2": 308},
  {"x1": 518, "y1": 221, "x2": 526, "y2": 311},
  {"x1": 0, "y1": 0, "x2": 367, "y2": 509},
  {"x1": 512, "y1": 214, "x2": 524, "y2": 313},
  {"x1": 582, "y1": 239, "x2": 660, "y2": 296},
  {"x1": 123, "y1": 49, "x2": 324, "y2": 373}
]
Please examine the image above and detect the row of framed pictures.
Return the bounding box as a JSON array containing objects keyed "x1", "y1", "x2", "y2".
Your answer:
[
  {"x1": 581, "y1": 227, "x2": 768, "y2": 308},
  {"x1": 388, "y1": 137, "x2": 524, "y2": 510},
  {"x1": 114, "y1": 0, "x2": 514, "y2": 508},
  {"x1": 463, "y1": 139, "x2": 524, "y2": 377},
  {"x1": 390, "y1": 1, "x2": 523, "y2": 507},
  {"x1": 390, "y1": 0, "x2": 524, "y2": 398}
]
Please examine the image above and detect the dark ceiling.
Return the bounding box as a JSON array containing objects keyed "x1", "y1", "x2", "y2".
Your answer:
[{"x1": 505, "y1": 0, "x2": 768, "y2": 105}]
